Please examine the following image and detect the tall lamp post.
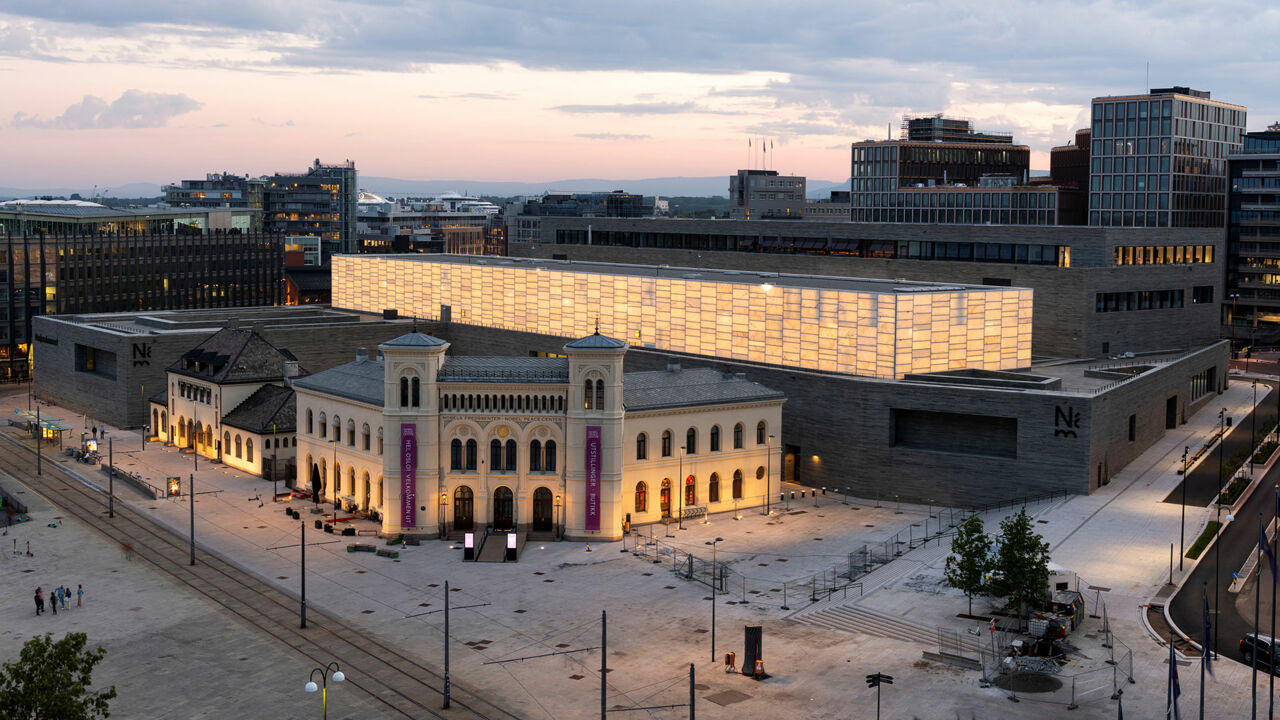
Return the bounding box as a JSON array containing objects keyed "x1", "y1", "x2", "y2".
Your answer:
[
  {"x1": 1251, "y1": 381, "x2": 1258, "y2": 480},
  {"x1": 554, "y1": 494, "x2": 562, "y2": 540},
  {"x1": 1179, "y1": 445, "x2": 1189, "y2": 570},
  {"x1": 678, "y1": 445, "x2": 686, "y2": 531},
  {"x1": 304, "y1": 662, "x2": 345, "y2": 720},
  {"x1": 271, "y1": 421, "x2": 278, "y2": 501},
  {"x1": 1214, "y1": 503, "x2": 1235, "y2": 658},
  {"x1": 439, "y1": 492, "x2": 448, "y2": 540},
  {"x1": 765, "y1": 433, "x2": 775, "y2": 516},
  {"x1": 1218, "y1": 408, "x2": 1228, "y2": 500},
  {"x1": 706, "y1": 537, "x2": 723, "y2": 662},
  {"x1": 331, "y1": 439, "x2": 340, "y2": 525}
]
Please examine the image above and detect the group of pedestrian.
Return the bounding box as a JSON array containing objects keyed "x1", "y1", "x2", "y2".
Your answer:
[{"x1": 33, "y1": 583, "x2": 82, "y2": 615}]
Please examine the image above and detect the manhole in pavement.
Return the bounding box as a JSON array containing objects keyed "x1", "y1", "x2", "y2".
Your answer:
[
  {"x1": 703, "y1": 597, "x2": 713, "y2": 601},
  {"x1": 693, "y1": 628, "x2": 707, "y2": 634},
  {"x1": 514, "y1": 609, "x2": 526, "y2": 614},
  {"x1": 534, "y1": 571, "x2": 544, "y2": 575},
  {"x1": 726, "y1": 601, "x2": 737, "y2": 605},
  {"x1": 355, "y1": 570, "x2": 367, "y2": 574},
  {"x1": 257, "y1": 525, "x2": 267, "y2": 529},
  {"x1": 22, "y1": 569, "x2": 33, "y2": 573},
  {"x1": 864, "y1": 524, "x2": 875, "y2": 528},
  {"x1": 705, "y1": 689, "x2": 752, "y2": 706},
  {"x1": 149, "y1": 507, "x2": 157, "y2": 510},
  {"x1": 242, "y1": 526, "x2": 249, "y2": 529},
  {"x1": 991, "y1": 671, "x2": 1062, "y2": 693},
  {"x1": 694, "y1": 683, "x2": 710, "y2": 690},
  {"x1": 776, "y1": 558, "x2": 788, "y2": 562},
  {"x1": 451, "y1": 587, "x2": 461, "y2": 592},
  {"x1": 362, "y1": 610, "x2": 374, "y2": 614},
  {"x1": 276, "y1": 576, "x2": 287, "y2": 580},
  {"x1": 758, "y1": 563, "x2": 768, "y2": 566},
  {"x1": 1037, "y1": 520, "x2": 1049, "y2": 524},
  {"x1": 478, "y1": 640, "x2": 492, "y2": 645},
  {"x1": 544, "y1": 579, "x2": 555, "y2": 583},
  {"x1": 419, "y1": 603, "x2": 431, "y2": 607},
  {"x1": 465, "y1": 642, "x2": 478, "y2": 647},
  {"x1": 569, "y1": 674, "x2": 584, "y2": 680},
  {"x1": 642, "y1": 572, "x2": 653, "y2": 576},
  {"x1": 749, "y1": 590, "x2": 760, "y2": 594},
  {"x1": 813, "y1": 537, "x2": 823, "y2": 541},
  {"x1": 556, "y1": 643, "x2": 570, "y2": 648},
  {"x1": 428, "y1": 583, "x2": 438, "y2": 588},
  {"x1": 766, "y1": 522, "x2": 776, "y2": 526}
]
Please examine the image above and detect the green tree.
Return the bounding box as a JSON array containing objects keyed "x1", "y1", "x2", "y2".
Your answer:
[
  {"x1": 944, "y1": 514, "x2": 991, "y2": 616},
  {"x1": 0, "y1": 632, "x2": 116, "y2": 719},
  {"x1": 989, "y1": 508, "x2": 1051, "y2": 629}
]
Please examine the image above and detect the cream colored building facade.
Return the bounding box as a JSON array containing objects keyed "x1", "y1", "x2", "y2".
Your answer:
[{"x1": 292, "y1": 332, "x2": 784, "y2": 541}]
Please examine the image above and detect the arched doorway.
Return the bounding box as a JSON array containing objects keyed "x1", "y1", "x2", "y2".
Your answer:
[
  {"x1": 361, "y1": 472, "x2": 370, "y2": 512},
  {"x1": 194, "y1": 422, "x2": 204, "y2": 453},
  {"x1": 310, "y1": 464, "x2": 322, "y2": 502},
  {"x1": 532, "y1": 487, "x2": 553, "y2": 532},
  {"x1": 454, "y1": 486, "x2": 474, "y2": 532},
  {"x1": 660, "y1": 478, "x2": 671, "y2": 518},
  {"x1": 493, "y1": 486, "x2": 514, "y2": 531}
]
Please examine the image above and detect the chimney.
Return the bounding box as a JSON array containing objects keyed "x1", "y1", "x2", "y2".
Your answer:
[
  {"x1": 356, "y1": 347, "x2": 368, "y2": 362},
  {"x1": 666, "y1": 357, "x2": 681, "y2": 373},
  {"x1": 282, "y1": 360, "x2": 300, "y2": 385}
]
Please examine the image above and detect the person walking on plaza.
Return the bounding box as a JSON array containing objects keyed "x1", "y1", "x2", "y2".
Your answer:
[
  {"x1": 51, "y1": 587, "x2": 58, "y2": 615},
  {"x1": 34, "y1": 586, "x2": 43, "y2": 615},
  {"x1": 76, "y1": 584, "x2": 83, "y2": 607},
  {"x1": 60, "y1": 584, "x2": 69, "y2": 609}
]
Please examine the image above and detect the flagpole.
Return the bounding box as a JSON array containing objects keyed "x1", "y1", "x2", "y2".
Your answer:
[
  {"x1": 1270, "y1": 486, "x2": 1277, "y2": 720},
  {"x1": 1201, "y1": 582, "x2": 1209, "y2": 720},
  {"x1": 1250, "y1": 514, "x2": 1260, "y2": 719}
]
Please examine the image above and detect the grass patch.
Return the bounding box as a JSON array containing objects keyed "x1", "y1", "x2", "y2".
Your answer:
[
  {"x1": 1254, "y1": 441, "x2": 1278, "y2": 465},
  {"x1": 1185, "y1": 521, "x2": 1222, "y2": 560}
]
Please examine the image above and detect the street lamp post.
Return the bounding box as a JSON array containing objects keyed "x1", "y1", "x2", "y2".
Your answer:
[
  {"x1": 272, "y1": 421, "x2": 278, "y2": 501},
  {"x1": 705, "y1": 537, "x2": 723, "y2": 662},
  {"x1": 1251, "y1": 381, "x2": 1258, "y2": 480},
  {"x1": 1219, "y1": 408, "x2": 1228, "y2": 500},
  {"x1": 439, "y1": 492, "x2": 448, "y2": 540},
  {"x1": 304, "y1": 663, "x2": 345, "y2": 720},
  {"x1": 1180, "y1": 445, "x2": 1189, "y2": 570},
  {"x1": 678, "y1": 445, "x2": 686, "y2": 531},
  {"x1": 555, "y1": 494, "x2": 562, "y2": 541},
  {"x1": 331, "y1": 439, "x2": 339, "y2": 525},
  {"x1": 765, "y1": 434, "x2": 775, "y2": 516},
  {"x1": 1214, "y1": 504, "x2": 1235, "y2": 658}
]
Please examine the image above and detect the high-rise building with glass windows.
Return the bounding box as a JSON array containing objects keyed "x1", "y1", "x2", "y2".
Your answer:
[
  {"x1": 1088, "y1": 87, "x2": 1245, "y2": 228},
  {"x1": 1224, "y1": 125, "x2": 1280, "y2": 341}
]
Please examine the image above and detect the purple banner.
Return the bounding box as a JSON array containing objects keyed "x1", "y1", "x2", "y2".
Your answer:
[
  {"x1": 584, "y1": 425, "x2": 602, "y2": 532},
  {"x1": 400, "y1": 423, "x2": 416, "y2": 527}
]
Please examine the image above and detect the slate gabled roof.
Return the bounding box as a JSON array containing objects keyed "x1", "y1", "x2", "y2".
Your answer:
[
  {"x1": 623, "y1": 367, "x2": 784, "y2": 412},
  {"x1": 293, "y1": 358, "x2": 385, "y2": 406},
  {"x1": 220, "y1": 384, "x2": 297, "y2": 434},
  {"x1": 168, "y1": 328, "x2": 307, "y2": 384},
  {"x1": 438, "y1": 357, "x2": 569, "y2": 383}
]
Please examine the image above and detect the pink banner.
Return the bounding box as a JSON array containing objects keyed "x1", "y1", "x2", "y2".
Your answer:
[
  {"x1": 400, "y1": 423, "x2": 416, "y2": 527},
  {"x1": 585, "y1": 426, "x2": 601, "y2": 532}
]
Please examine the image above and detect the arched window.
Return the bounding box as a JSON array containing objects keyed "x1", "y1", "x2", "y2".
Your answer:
[
  {"x1": 686, "y1": 428, "x2": 697, "y2": 455},
  {"x1": 347, "y1": 419, "x2": 355, "y2": 446},
  {"x1": 246, "y1": 438, "x2": 254, "y2": 463},
  {"x1": 733, "y1": 470, "x2": 743, "y2": 500},
  {"x1": 733, "y1": 423, "x2": 744, "y2": 449},
  {"x1": 661, "y1": 430, "x2": 673, "y2": 457},
  {"x1": 450, "y1": 439, "x2": 463, "y2": 470},
  {"x1": 635, "y1": 482, "x2": 648, "y2": 512},
  {"x1": 636, "y1": 433, "x2": 647, "y2": 460},
  {"x1": 377, "y1": 427, "x2": 383, "y2": 455},
  {"x1": 205, "y1": 426, "x2": 212, "y2": 448},
  {"x1": 545, "y1": 440, "x2": 557, "y2": 472},
  {"x1": 530, "y1": 440, "x2": 543, "y2": 472},
  {"x1": 411, "y1": 377, "x2": 420, "y2": 407},
  {"x1": 584, "y1": 380, "x2": 594, "y2": 409},
  {"x1": 710, "y1": 425, "x2": 721, "y2": 452},
  {"x1": 490, "y1": 439, "x2": 502, "y2": 471},
  {"x1": 709, "y1": 473, "x2": 720, "y2": 503},
  {"x1": 505, "y1": 439, "x2": 518, "y2": 471},
  {"x1": 757, "y1": 421, "x2": 767, "y2": 445},
  {"x1": 306, "y1": 409, "x2": 314, "y2": 434},
  {"x1": 234, "y1": 434, "x2": 243, "y2": 459},
  {"x1": 348, "y1": 467, "x2": 355, "y2": 497},
  {"x1": 595, "y1": 379, "x2": 604, "y2": 410},
  {"x1": 223, "y1": 431, "x2": 230, "y2": 453},
  {"x1": 755, "y1": 466, "x2": 765, "y2": 480},
  {"x1": 332, "y1": 416, "x2": 340, "y2": 441},
  {"x1": 318, "y1": 413, "x2": 326, "y2": 439},
  {"x1": 465, "y1": 439, "x2": 477, "y2": 470},
  {"x1": 399, "y1": 377, "x2": 409, "y2": 407},
  {"x1": 361, "y1": 423, "x2": 370, "y2": 451},
  {"x1": 684, "y1": 475, "x2": 696, "y2": 505}
]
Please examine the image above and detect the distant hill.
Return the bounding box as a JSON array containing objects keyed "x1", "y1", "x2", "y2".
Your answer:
[{"x1": 0, "y1": 175, "x2": 849, "y2": 202}]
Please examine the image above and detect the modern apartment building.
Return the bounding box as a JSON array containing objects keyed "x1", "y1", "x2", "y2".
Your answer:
[
  {"x1": 163, "y1": 173, "x2": 264, "y2": 211},
  {"x1": 263, "y1": 159, "x2": 358, "y2": 258},
  {"x1": 1088, "y1": 87, "x2": 1245, "y2": 228},
  {"x1": 1225, "y1": 125, "x2": 1280, "y2": 342},
  {"x1": 728, "y1": 170, "x2": 806, "y2": 219}
]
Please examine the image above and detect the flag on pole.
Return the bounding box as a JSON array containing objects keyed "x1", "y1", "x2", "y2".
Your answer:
[
  {"x1": 1168, "y1": 638, "x2": 1181, "y2": 720},
  {"x1": 989, "y1": 618, "x2": 997, "y2": 635},
  {"x1": 1201, "y1": 585, "x2": 1214, "y2": 676}
]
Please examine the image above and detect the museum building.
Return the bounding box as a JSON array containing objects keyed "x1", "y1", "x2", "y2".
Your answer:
[{"x1": 292, "y1": 330, "x2": 784, "y2": 541}]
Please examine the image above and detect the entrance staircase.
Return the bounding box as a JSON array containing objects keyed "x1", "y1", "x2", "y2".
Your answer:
[{"x1": 474, "y1": 532, "x2": 527, "y2": 562}]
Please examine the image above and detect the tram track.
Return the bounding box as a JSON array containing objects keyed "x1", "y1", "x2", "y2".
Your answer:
[{"x1": 0, "y1": 431, "x2": 521, "y2": 720}]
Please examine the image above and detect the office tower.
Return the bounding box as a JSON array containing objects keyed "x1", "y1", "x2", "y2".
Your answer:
[
  {"x1": 729, "y1": 170, "x2": 806, "y2": 219},
  {"x1": 1088, "y1": 87, "x2": 1245, "y2": 228},
  {"x1": 1225, "y1": 124, "x2": 1280, "y2": 342}
]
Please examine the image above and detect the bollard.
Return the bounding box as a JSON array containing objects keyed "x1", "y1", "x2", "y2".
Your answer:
[{"x1": 1067, "y1": 677, "x2": 1077, "y2": 710}]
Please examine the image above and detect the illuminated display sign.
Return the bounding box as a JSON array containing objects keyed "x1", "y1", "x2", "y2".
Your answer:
[
  {"x1": 584, "y1": 425, "x2": 601, "y2": 532},
  {"x1": 400, "y1": 423, "x2": 416, "y2": 527}
]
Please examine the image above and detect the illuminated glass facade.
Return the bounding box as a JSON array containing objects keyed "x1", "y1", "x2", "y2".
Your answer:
[{"x1": 332, "y1": 255, "x2": 1032, "y2": 379}]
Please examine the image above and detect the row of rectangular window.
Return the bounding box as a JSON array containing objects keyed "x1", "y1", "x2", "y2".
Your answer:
[
  {"x1": 1095, "y1": 289, "x2": 1185, "y2": 312},
  {"x1": 852, "y1": 208, "x2": 1056, "y2": 226},
  {"x1": 1113, "y1": 245, "x2": 1214, "y2": 266},
  {"x1": 851, "y1": 191, "x2": 1057, "y2": 209}
]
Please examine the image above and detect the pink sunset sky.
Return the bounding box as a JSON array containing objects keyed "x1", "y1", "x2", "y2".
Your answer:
[{"x1": 1, "y1": 1, "x2": 1278, "y2": 190}]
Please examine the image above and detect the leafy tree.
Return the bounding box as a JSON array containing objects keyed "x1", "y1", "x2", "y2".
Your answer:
[
  {"x1": 944, "y1": 514, "x2": 992, "y2": 616},
  {"x1": 989, "y1": 508, "x2": 1051, "y2": 629},
  {"x1": 0, "y1": 632, "x2": 116, "y2": 719}
]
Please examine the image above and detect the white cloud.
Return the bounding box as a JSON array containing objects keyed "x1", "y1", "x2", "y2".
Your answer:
[{"x1": 13, "y1": 89, "x2": 202, "y2": 129}]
